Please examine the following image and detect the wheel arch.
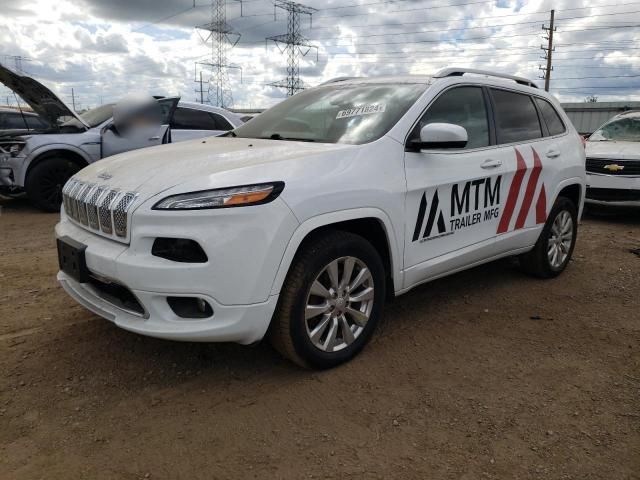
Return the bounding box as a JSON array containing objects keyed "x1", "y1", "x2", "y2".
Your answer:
[
  {"x1": 551, "y1": 178, "x2": 584, "y2": 218},
  {"x1": 24, "y1": 147, "x2": 90, "y2": 185},
  {"x1": 270, "y1": 209, "x2": 402, "y2": 298}
]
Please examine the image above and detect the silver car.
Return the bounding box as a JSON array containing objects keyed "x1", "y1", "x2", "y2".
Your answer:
[{"x1": 0, "y1": 64, "x2": 244, "y2": 211}]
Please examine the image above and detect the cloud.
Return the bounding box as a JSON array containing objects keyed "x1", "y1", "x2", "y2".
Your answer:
[{"x1": 0, "y1": 0, "x2": 639, "y2": 110}]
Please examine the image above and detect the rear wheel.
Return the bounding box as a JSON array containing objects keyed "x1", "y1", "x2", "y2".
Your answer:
[
  {"x1": 519, "y1": 196, "x2": 578, "y2": 278},
  {"x1": 25, "y1": 157, "x2": 81, "y2": 212},
  {"x1": 269, "y1": 231, "x2": 386, "y2": 369}
]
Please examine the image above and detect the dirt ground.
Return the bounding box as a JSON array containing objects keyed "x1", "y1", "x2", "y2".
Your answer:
[{"x1": 0, "y1": 196, "x2": 638, "y2": 480}]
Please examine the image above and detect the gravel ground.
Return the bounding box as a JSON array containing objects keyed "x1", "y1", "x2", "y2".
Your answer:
[{"x1": 1, "y1": 197, "x2": 639, "y2": 480}]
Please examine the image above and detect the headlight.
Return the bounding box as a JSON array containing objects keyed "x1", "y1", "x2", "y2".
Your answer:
[
  {"x1": 0, "y1": 141, "x2": 26, "y2": 158},
  {"x1": 153, "y1": 182, "x2": 284, "y2": 210}
]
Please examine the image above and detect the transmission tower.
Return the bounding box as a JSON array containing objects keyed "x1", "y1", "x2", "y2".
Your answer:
[
  {"x1": 267, "y1": 1, "x2": 318, "y2": 96},
  {"x1": 196, "y1": 0, "x2": 242, "y2": 108}
]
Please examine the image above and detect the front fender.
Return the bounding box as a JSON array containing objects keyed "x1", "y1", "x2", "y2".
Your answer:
[
  {"x1": 269, "y1": 207, "x2": 403, "y2": 297},
  {"x1": 20, "y1": 143, "x2": 93, "y2": 185}
]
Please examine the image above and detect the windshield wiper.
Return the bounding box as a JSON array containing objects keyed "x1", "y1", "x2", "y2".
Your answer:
[
  {"x1": 219, "y1": 130, "x2": 237, "y2": 137},
  {"x1": 264, "y1": 133, "x2": 315, "y2": 142}
]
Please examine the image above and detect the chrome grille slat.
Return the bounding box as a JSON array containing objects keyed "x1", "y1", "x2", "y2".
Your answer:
[
  {"x1": 87, "y1": 186, "x2": 105, "y2": 230},
  {"x1": 77, "y1": 183, "x2": 94, "y2": 226},
  {"x1": 99, "y1": 190, "x2": 119, "y2": 234},
  {"x1": 113, "y1": 193, "x2": 137, "y2": 237},
  {"x1": 62, "y1": 179, "x2": 137, "y2": 242}
]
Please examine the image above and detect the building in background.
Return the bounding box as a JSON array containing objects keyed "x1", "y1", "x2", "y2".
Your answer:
[{"x1": 561, "y1": 101, "x2": 640, "y2": 136}]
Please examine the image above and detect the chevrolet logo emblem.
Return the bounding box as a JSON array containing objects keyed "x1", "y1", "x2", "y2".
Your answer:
[{"x1": 603, "y1": 164, "x2": 625, "y2": 172}]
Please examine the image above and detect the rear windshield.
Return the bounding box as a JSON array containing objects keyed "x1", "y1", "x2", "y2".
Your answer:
[{"x1": 231, "y1": 83, "x2": 427, "y2": 145}]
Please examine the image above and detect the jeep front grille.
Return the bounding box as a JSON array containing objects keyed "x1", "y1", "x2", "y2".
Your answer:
[{"x1": 62, "y1": 179, "x2": 138, "y2": 241}]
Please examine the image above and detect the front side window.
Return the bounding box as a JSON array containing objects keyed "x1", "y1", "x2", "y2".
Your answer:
[
  {"x1": 25, "y1": 115, "x2": 49, "y2": 130},
  {"x1": 491, "y1": 89, "x2": 542, "y2": 144},
  {"x1": 534, "y1": 97, "x2": 566, "y2": 136},
  {"x1": 232, "y1": 83, "x2": 427, "y2": 144},
  {"x1": 590, "y1": 116, "x2": 640, "y2": 142},
  {"x1": 411, "y1": 86, "x2": 489, "y2": 149}
]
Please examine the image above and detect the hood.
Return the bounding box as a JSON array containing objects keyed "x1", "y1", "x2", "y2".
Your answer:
[
  {"x1": 73, "y1": 136, "x2": 357, "y2": 197},
  {"x1": 0, "y1": 63, "x2": 89, "y2": 129},
  {"x1": 586, "y1": 140, "x2": 640, "y2": 160}
]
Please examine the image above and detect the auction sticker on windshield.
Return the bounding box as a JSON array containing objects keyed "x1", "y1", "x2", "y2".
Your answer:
[{"x1": 336, "y1": 104, "x2": 386, "y2": 119}]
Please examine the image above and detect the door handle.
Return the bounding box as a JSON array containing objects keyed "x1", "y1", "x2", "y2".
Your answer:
[
  {"x1": 546, "y1": 149, "x2": 561, "y2": 158},
  {"x1": 148, "y1": 136, "x2": 161, "y2": 141},
  {"x1": 481, "y1": 159, "x2": 502, "y2": 169}
]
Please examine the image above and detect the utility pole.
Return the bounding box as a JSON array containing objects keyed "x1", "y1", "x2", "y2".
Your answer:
[
  {"x1": 194, "y1": 69, "x2": 205, "y2": 104},
  {"x1": 540, "y1": 9, "x2": 556, "y2": 92},
  {"x1": 71, "y1": 88, "x2": 76, "y2": 111},
  {"x1": 196, "y1": 0, "x2": 242, "y2": 108},
  {"x1": 267, "y1": 0, "x2": 318, "y2": 96}
]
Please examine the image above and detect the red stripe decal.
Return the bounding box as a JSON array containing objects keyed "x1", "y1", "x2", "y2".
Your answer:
[
  {"x1": 514, "y1": 148, "x2": 543, "y2": 229},
  {"x1": 497, "y1": 148, "x2": 527, "y2": 234},
  {"x1": 536, "y1": 184, "x2": 547, "y2": 224}
]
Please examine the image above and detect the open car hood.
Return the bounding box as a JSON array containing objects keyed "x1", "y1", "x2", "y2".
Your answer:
[{"x1": 0, "y1": 63, "x2": 89, "y2": 129}]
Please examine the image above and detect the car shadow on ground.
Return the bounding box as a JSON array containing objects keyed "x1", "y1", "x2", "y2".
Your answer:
[
  {"x1": 46, "y1": 256, "x2": 522, "y2": 391},
  {"x1": 0, "y1": 195, "x2": 39, "y2": 214},
  {"x1": 583, "y1": 205, "x2": 640, "y2": 225}
]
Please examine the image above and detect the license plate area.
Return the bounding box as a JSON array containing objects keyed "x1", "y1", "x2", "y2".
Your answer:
[{"x1": 57, "y1": 236, "x2": 89, "y2": 283}]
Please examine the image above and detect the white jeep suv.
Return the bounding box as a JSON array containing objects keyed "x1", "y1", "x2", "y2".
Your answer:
[{"x1": 55, "y1": 68, "x2": 586, "y2": 368}]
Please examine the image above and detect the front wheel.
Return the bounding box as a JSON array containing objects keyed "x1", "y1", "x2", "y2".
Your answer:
[
  {"x1": 519, "y1": 196, "x2": 578, "y2": 278},
  {"x1": 25, "y1": 157, "x2": 81, "y2": 212},
  {"x1": 269, "y1": 231, "x2": 386, "y2": 369}
]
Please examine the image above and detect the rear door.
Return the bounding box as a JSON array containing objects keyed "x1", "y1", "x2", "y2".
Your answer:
[
  {"x1": 101, "y1": 98, "x2": 179, "y2": 158},
  {"x1": 403, "y1": 86, "x2": 510, "y2": 286},
  {"x1": 489, "y1": 88, "x2": 565, "y2": 251},
  {"x1": 170, "y1": 107, "x2": 232, "y2": 142}
]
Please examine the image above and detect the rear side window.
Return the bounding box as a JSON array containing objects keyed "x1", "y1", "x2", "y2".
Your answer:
[
  {"x1": 4, "y1": 113, "x2": 28, "y2": 129},
  {"x1": 212, "y1": 113, "x2": 232, "y2": 130},
  {"x1": 413, "y1": 86, "x2": 489, "y2": 149},
  {"x1": 534, "y1": 97, "x2": 566, "y2": 136},
  {"x1": 491, "y1": 89, "x2": 542, "y2": 144},
  {"x1": 171, "y1": 107, "x2": 219, "y2": 130}
]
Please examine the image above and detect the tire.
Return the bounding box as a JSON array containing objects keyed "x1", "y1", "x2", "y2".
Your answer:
[
  {"x1": 269, "y1": 230, "x2": 386, "y2": 369},
  {"x1": 25, "y1": 157, "x2": 81, "y2": 212},
  {"x1": 519, "y1": 196, "x2": 578, "y2": 278}
]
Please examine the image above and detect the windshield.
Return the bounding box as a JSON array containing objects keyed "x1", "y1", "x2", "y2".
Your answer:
[
  {"x1": 62, "y1": 103, "x2": 115, "y2": 129},
  {"x1": 231, "y1": 83, "x2": 427, "y2": 144},
  {"x1": 590, "y1": 116, "x2": 640, "y2": 142}
]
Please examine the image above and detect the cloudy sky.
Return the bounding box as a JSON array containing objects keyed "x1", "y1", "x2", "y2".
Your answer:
[{"x1": 1, "y1": 0, "x2": 639, "y2": 110}]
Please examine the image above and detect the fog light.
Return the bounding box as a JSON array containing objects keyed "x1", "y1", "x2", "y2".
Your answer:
[
  {"x1": 152, "y1": 238, "x2": 208, "y2": 263},
  {"x1": 167, "y1": 296, "x2": 213, "y2": 319},
  {"x1": 197, "y1": 298, "x2": 207, "y2": 313}
]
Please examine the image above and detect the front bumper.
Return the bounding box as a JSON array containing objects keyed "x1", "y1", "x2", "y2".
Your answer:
[
  {"x1": 0, "y1": 154, "x2": 24, "y2": 187},
  {"x1": 55, "y1": 198, "x2": 298, "y2": 343},
  {"x1": 57, "y1": 271, "x2": 279, "y2": 343},
  {"x1": 585, "y1": 173, "x2": 640, "y2": 207}
]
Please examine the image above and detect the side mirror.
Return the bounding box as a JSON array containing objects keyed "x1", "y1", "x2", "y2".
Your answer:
[{"x1": 412, "y1": 123, "x2": 468, "y2": 150}]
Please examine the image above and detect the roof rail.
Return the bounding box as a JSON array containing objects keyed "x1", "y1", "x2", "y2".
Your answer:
[
  {"x1": 319, "y1": 76, "x2": 360, "y2": 86},
  {"x1": 433, "y1": 68, "x2": 538, "y2": 88}
]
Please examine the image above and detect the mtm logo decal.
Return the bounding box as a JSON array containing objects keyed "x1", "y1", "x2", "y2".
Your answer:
[
  {"x1": 412, "y1": 175, "x2": 502, "y2": 243},
  {"x1": 412, "y1": 190, "x2": 448, "y2": 242},
  {"x1": 497, "y1": 147, "x2": 547, "y2": 234}
]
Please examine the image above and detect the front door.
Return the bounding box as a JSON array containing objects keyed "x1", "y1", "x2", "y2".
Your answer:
[
  {"x1": 101, "y1": 97, "x2": 179, "y2": 158},
  {"x1": 403, "y1": 86, "x2": 508, "y2": 287}
]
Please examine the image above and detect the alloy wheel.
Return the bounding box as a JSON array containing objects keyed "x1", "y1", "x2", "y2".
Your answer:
[{"x1": 304, "y1": 256, "x2": 375, "y2": 353}]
